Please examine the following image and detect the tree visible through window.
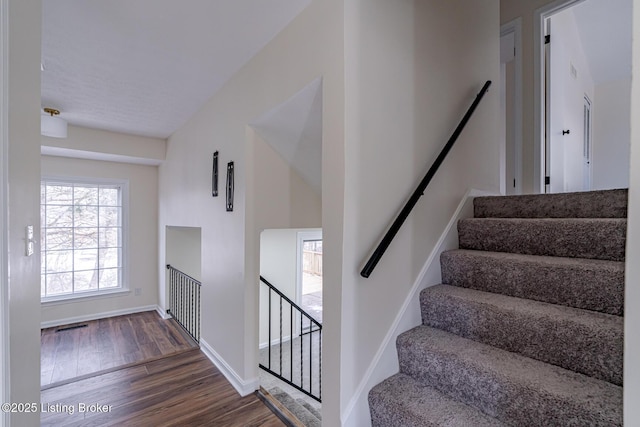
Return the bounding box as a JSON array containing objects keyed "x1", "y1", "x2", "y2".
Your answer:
[{"x1": 41, "y1": 179, "x2": 125, "y2": 300}]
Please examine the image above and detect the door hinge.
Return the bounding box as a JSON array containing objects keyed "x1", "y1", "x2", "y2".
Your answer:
[
  {"x1": 513, "y1": 179, "x2": 516, "y2": 188},
  {"x1": 545, "y1": 35, "x2": 551, "y2": 44},
  {"x1": 545, "y1": 176, "x2": 551, "y2": 185}
]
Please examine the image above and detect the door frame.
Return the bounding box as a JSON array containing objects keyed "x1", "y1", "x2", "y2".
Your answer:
[
  {"x1": 534, "y1": 0, "x2": 587, "y2": 193},
  {"x1": 296, "y1": 229, "x2": 322, "y2": 309},
  {"x1": 500, "y1": 18, "x2": 523, "y2": 195}
]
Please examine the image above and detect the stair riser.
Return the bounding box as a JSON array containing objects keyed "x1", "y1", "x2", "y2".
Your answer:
[
  {"x1": 420, "y1": 288, "x2": 623, "y2": 385},
  {"x1": 473, "y1": 189, "x2": 628, "y2": 219},
  {"x1": 397, "y1": 331, "x2": 622, "y2": 426},
  {"x1": 440, "y1": 250, "x2": 624, "y2": 316},
  {"x1": 458, "y1": 218, "x2": 626, "y2": 261}
]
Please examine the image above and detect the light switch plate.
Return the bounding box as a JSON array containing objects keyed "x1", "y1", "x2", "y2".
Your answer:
[{"x1": 25, "y1": 225, "x2": 34, "y2": 256}]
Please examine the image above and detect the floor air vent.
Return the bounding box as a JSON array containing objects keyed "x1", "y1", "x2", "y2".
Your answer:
[{"x1": 55, "y1": 324, "x2": 88, "y2": 332}]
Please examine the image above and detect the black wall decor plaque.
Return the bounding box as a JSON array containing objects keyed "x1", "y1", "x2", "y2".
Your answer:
[
  {"x1": 226, "y1": 161, "x2": 234, "y2": 212},
  {"x1": 212, "y1": 151, "x2": 219, "y2": 197}
]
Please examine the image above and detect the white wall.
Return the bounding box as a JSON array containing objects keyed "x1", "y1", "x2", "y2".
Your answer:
[
  {"x1": 252, "y1": 132, "x2": 321, "y2": 229},
  {"x1": 158, "y1": 0, "x2": 343, "y2": 421},
  {"x1": 624, "y1": 1, "x2": 640, "y2": 422},
  {"x1": 259, "y1": 229, "x2": 299, "y2": 347},
  {"x1": 166, "y1": 226, "x2": 201, "y2": 281},
  {"x1": 548, "y1": 8, "x2": 594, "y2": 193},
  {"x1": 5, "y1": 0, "x2": 42, "y2": 425},
  {"x1": 593, "y1": 78, "x2": 631, "y2": 190},
  {"x1": 42, "y1": 125, "x2": 166, "y2": 165},
  {"x1": 342, "y1": 1, "x2": 500, "y2": 424},
  {"x1": 40, "y1": 155, "x2": 159, "y2": 325}
]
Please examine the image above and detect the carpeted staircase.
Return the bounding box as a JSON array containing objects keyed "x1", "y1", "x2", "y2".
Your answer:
[{"x1": 369, "y1": 189, "x2": 625, "y2": 426}]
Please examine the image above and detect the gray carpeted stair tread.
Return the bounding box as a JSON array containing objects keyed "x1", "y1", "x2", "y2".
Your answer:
[
  {"x1": 269, "y1": 387, "x2": 321, "y2": 427},
  {"x1": 473, "y1": 188, "x2": 627, "y2": 218},
  {"x1": 458, "y1": 218, "x2": 626, "y2": 261},
  {"x1": 440, "y1": 249, "x2": 624, "y2": 315},
  {"x1": 397, "y1": 326, "x2": 622, "y2": 426},
  {"x1": 420, "y1": 284, "x2": 623, "y2": 385},
  {"x1": 296, "y1": 399, "x2": 321, "y2": 420},
  {"x1": 369, "y1": 373, "x2": 506, "y2": 427}
]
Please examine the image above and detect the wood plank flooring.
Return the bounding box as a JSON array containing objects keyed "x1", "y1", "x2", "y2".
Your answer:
[
  {"x1": 41, "y1": 349, "x2": 285, "y2": 426},
  {"x1": 41, "y1": 311, "x2": 196, "y2": 388}
]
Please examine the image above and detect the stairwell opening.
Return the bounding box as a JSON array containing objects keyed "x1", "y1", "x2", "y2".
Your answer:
[
  {"x1": 259, "y1": 228, "x2": 322, "y2": 423},
  {"x1": 165, "y1": 226, "x2": 202, "y2": 343}
]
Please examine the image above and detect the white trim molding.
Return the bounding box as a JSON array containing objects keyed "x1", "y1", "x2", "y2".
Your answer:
[
  {"x1": 40, "y1": 305, "x2": 160, "y2": 329},
  {"x1": 200, "y1": 338, "x2": 259, "y2": 397},
  {"x1": 341, "y1": 189, "x2": 497, "y2": 426}
]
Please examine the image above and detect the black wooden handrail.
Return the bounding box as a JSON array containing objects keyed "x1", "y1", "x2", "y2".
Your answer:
[
  {"x1": 360, "y1": 80, "x2": 492, "y2": 278},
  {"x1": 260, "y1": 275, "x2": 322, "y2": 328}
]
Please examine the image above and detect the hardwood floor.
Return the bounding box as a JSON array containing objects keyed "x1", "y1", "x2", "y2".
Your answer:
[
  {"x1": 41, "y1": 349, "x2": 285, "y2": 426},
  {"x1": 41, "y1": 311, "x2": 196, "y2": 388}
]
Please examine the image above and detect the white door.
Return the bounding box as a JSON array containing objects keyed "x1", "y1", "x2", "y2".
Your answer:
[
  {"x1": 500, "y1": 31, "x2": 517, "y2": 195},
  {"x1": 546, "y1": 13, "x2": 592, "y2": 193},
  {"x1": 583, "y1": 95, "x2": 592, "y2": 190},
  {"x1": 546, "y1": 19, "x2": 566, "y2": 193}
]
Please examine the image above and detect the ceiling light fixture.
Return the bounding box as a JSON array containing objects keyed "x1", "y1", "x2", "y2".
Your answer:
[{"x1": 41, "y1": 107, "x2": 67, "y2": 138}]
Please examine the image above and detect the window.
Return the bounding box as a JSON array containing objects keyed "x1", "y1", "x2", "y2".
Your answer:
[{"x1": 41, "y1": 178, "x2": 127, "y2": 301}]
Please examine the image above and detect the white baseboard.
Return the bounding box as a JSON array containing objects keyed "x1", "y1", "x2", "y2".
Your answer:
[
  {"x1": 156, "y1": 305, "x2": 171, "y2": 320},
  {"x1": 40, "y1": 305, "x2": 161, "y2": 329},
  {"x1": 341, "y1": 188, "x2": 495, "y2": 426},
  {"x1": 200, "y1": 338, "x2": 259, "y2": 397}
]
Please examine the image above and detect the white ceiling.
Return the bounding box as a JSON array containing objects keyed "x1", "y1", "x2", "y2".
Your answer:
[
  {"x1": 571, "y1": 0, "x2": 632, "y2": 84},
  {"x1": 41, "y1": 0, "x2": 311, "y2": 139}
]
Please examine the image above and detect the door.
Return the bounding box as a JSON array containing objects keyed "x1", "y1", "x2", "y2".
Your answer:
[
  {"x1": 500, "y1": 31, "x2": 517, "y2": 195},
  {"x1": 583, "y1": 95, "x2": 592, "y2": 190},
  {"x1": 545, "y1": 12, "x2": 593, "y2": 193}
]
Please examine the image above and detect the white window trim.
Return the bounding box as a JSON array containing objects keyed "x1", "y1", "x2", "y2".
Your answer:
[{"x1": 40, "y1": 175, "x2": 130, "y2": 304}]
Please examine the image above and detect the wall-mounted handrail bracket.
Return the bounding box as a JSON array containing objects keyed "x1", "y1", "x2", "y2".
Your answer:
[{"x1": 360, "y1": 80, "x2": 492, "y2": 278}]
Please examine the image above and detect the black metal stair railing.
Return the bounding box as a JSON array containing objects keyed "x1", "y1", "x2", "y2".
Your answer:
[
  {"x1": 166, "y1": 264, "x2": 201, "y2": 344},
  {"x1": 259, "y1": 275, "x2": 322, "y2": 403},
  {"x1": 360, "y1": 80, "x2": 492, "y2": 278}
]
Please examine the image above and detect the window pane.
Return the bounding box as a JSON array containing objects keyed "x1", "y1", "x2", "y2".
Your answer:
[
  {"x1": 99, "y1": 248, "x2": 120, "y2": 269},
  {"x1": 99, "y1": 187, "x2": 120, "y2": 206},
  {"x1": 99, "y1": 207, "x2": 120, "y2": 227},
  {"x1": 46, "y1": 205, "x2": 73, "y2": 228},
  {"x1": 75, "y1": 205, "x2": 98, "y2": 227},
  {"x1": 74, "y1": 186, "x2": 98, "y2": 206},
  {"x1": 74, "y1": 227, "x2": 98, "y2": 249},
  {"x1": 46, "y1": 250, "x2": 73, "y2": 273},
  {"x1": 99, "y1": 268, "x2": 119, "y2": 288},
  {"x1": 75, "y1": 270, "x2": 98, "y2": 292},
  {"x1": 45, "y1": 272, "x2": 73, "y2": 295},
  {"x1": 41, "y1": 180, "x2": 124, "y2": 300},
  {"x1": 45, "y1": 185, "x2": 73, "y2": 204},
  {"x1": 99, "y1": 227, "x2": 120, "y2": 248},
  {"x1": 74, "y1": 249, "x2": 98, "y2": 272},
  {"x1": 45, "y1": 228, "x2": 73, "y2": 251}
]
